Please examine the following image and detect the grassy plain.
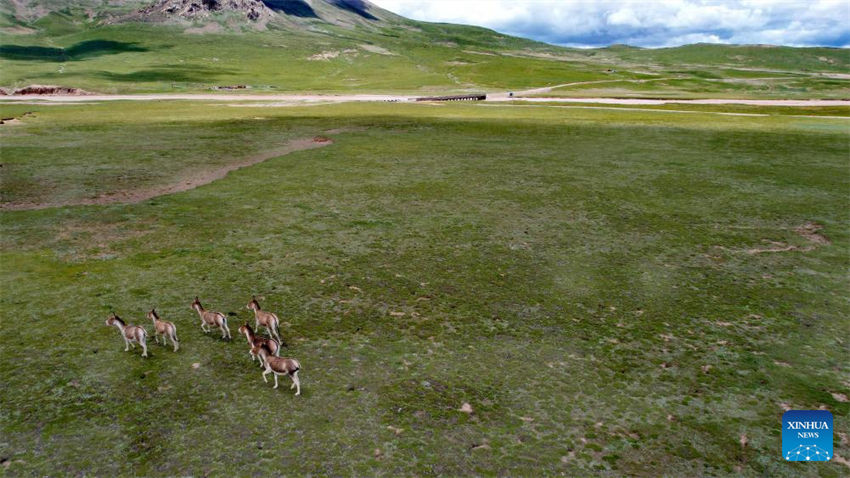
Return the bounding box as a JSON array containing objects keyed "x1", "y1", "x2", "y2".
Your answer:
[{"x1": 0, "y1": 100, "x2": 849, "y2": 476}]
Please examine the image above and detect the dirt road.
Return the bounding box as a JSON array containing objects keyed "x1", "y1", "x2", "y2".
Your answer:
[{"x1": 1, "y1": 92, "x2": 847, "y2": 107}]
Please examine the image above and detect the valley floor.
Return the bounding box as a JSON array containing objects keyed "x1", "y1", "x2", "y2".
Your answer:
[{"x1": 0, "y1": 100, "x2": 848, "y2": 476}]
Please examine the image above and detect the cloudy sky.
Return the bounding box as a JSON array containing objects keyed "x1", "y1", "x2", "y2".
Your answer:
[{"x1": 371, "y1": 0, "x2": 850, "y2": 48}]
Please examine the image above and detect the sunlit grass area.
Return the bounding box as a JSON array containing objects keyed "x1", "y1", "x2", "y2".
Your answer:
[{"x1": 1, "y1": 101, "x2": 848, "y2": 475}]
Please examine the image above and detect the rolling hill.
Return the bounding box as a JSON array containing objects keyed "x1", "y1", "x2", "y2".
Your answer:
[{"x1": 0, "y1": 1, "x2": 848, "y2": 97}]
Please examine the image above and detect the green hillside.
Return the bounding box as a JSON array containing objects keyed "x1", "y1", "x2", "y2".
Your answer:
[{"x1": 1, "y1": 1, "x2": 848, "y2": 97}]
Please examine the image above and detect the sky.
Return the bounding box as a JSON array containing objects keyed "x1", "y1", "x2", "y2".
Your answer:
[{"x1": 371, "y1": 0, "x2": 850, "y2": 48}]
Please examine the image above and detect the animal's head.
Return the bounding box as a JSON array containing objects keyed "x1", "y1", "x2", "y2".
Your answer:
[
  {"x1": 246, "y1": 296, "x2": 260, "y2": 311},
  {"x1": 191, "y1": 296, "x2": 202, "y2": 311},
  {"x1": 238, "y1": 323, "x2": 250, "y2": 335},
  {"x1": 106, "y1": 312, "x2": 122, "y2": 327},
  {"x1": 146, "y1": 308, "x2": 159, "y2": 321}
]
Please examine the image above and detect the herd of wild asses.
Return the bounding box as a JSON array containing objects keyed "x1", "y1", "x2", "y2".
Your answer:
[{"x1": 104, "y1": 295, "x2": 301, "y2": 395}]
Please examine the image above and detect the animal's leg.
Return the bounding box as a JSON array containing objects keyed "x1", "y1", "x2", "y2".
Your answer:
[
  {"x1": 273, "y1": 373, "x2": 279, "y2": 389},
  {"x1": 262, "y1": 368, "x2": 270, "y2": 383},
  {"x1": 292, "y1": 372, "x2": 300, "y2": 396},
  {"x1": 124, "y1": 338, "x2": 130, "y2": 351}
]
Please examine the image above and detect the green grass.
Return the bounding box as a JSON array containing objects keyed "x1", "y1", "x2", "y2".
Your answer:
[
  {"x1": 542, "y1": 77, "x2": 850, "y2": 100},
  {"x1": 1, "y1": 101, "x2": 848, "y2": 475}
]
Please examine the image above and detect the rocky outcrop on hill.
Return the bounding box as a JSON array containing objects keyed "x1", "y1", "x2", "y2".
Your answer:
[
  {"x1": 10, "y1": 85, "x2": 89, "y2": 96},
  {"x1": 141, "y1": 0, "x2": 272, "y2": 21}
]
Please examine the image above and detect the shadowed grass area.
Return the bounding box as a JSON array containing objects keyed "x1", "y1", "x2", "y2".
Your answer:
[
  {"x1": 0, "y1": 102, "x2": 848, "y2": 476},
  {"x1": 0, "y1": 39, "x2": 148, "y2": 61}
]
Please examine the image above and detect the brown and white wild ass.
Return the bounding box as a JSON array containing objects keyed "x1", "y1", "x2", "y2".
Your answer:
[
  {"x1": 238, "y1": 322, "x2": 280, "y2": 366},
  {"x1": 255, "y1": 343, "x2": 301, "y2": 395},
  {"x1": 147, "y1": 308, "x2": 179, "y2": 352},
  {"x1": 246, "y1": 296, "x2": 283, "y2": 344},
  {"x1": 105, "y1": 313, "x2": 148, "y2": 357},
  {"x1": 191, "y1": 297, "x2": 231, "y2": 339}
]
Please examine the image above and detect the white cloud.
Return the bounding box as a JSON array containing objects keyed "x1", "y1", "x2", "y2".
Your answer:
[{"x1": 371, "y1": 0, "x2": 850, "y2": 47}]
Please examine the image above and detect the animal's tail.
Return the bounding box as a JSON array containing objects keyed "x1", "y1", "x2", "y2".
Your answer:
[{"x1": 292, "y1": 359, "x2": 301, "y2": 372}]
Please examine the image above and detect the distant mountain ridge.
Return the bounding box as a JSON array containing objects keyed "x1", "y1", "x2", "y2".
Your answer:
[{"x1": 1, "y1": 0, "x2": 398, "y2": 27}]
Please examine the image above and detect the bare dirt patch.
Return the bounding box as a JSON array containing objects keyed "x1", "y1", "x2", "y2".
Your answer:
[
  {"x1": 1, "y1": 136, "x2": 333, "y2": 211},
  {"x1": 746, "y1": 222, "x2": 830, "y2": 254},
  {"x1": 306, "y1": 49, "x2": 358, "y2": 61},
  {"x1": 794, "y1": 222, "x2": 830, "y2": 245},
  {"x1": 359, "y1": 44, "x2": 395, "y2": 56},
  {"x1": 308, "y1": 50, "x2": 340, "y2": 61}
]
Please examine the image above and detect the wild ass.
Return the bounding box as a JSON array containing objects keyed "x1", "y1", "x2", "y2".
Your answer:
[
  {"x1": 255, "y1": 343, "x2": 301, "y2": 395},
  {"x1": 105, "y1": 313, "x2": 148, "y2": 357},
  {"x1": 146, "y1": 308, "x2": 179, "y2": 352},
  {"x1": 245, "y1": 296, "x2": 283, "y2": 344},
  {"x1": 238, "y1": 322, "x2": 280, "y2": 366},
  {"x1": 191, "y1": 296, "x2": 231, "y2": 339}
]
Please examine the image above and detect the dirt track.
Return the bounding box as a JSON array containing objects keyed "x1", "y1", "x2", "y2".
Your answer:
[
  {"x1": 1, "y1": 93, "x2": 847, "y2": 107},
  {"x1": 1, "y1": 136, "x2": 333, "y2": 211}
]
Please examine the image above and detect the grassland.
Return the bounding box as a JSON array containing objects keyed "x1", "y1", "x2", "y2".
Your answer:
[{"x1": 1, "y1": 100, "x2": 848, "y2": 476}]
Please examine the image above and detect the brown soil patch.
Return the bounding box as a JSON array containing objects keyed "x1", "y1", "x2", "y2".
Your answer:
[
  {"x1": 794, "y1": 222, "x2": 830, "y2": 245},
  {"x1": 747, "y1": 241, "x2": 798, "y2": 254},
  {"x1": 746, "y1": 222, "x2": 830, "y2": 254},
  {"x1": 1, "y1": 136, "x2": 332, "y2": 211}
]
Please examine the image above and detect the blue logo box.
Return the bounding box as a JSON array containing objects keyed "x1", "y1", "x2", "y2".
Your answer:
[{"x1": 782, "y1": 410, "x2": 833, "y2": 462}]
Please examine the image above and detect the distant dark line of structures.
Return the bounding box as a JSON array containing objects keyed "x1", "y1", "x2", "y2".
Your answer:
[{"x1": 415, "y1": 94, "x2": 487, "y2": 102}]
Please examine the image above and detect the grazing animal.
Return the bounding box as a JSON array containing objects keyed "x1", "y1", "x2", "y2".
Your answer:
[
  {"x1": 147, "y1": 308, "x2": 179, "y2": 352},
  {"x1": 256, "y1": 344, "x2": 301, "y2": 395},
  {"x1": 191, "y1": 296, "x2": 231, "y2": 340},
  {"x1": 105, "y1": 313, "x2": 148, "y2": 357},
  {"x1": 238, "y1": 322, "x2": 280, "y2": 366},
  {"x1": 246, "y1": 296, "x2": 283, "y2": 344}
]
